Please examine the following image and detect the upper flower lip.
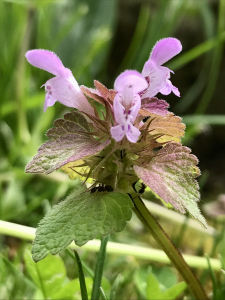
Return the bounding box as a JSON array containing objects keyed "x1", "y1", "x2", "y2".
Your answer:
[
  {"x1": 25, "y1": 50, "x2": 67, "y2": 77},
  {"x1": 142, "y1": 37, "x2": 182, "y2": 98},
  {"x1": 149, "y1": 38, "x2": 182, "y2": 66},
  {"x1": 25, "y1": 49, "x2": 94, "y2": 115},
  {"x1": 114, "y1": 70, "x2": 148, "y2": 93}
]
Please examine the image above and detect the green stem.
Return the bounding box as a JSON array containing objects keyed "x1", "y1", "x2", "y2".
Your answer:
[
  {"x1": 132, "y1": 195, "x2": 209, "y2": 300},
  {"x1": 66, "y1": 248, "x2": 89, "y2": 300},
  {"x1": 99, "y1": 287, "x2": 108, "y2": 300},
  {"x1": 0, "y1": 220, "x2": 222, "y2": 270},
  {"x1": 74, "y1": 250, "x2": 89, "y2": 300},
  {"x1": 205, "y1": 254, "x2": 217, "y2": 300},
  {"x1": 91, "y1": 235, "x2": 109, "y2": 300}
]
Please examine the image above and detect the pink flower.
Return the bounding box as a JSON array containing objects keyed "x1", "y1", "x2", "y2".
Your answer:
[
  {"x1": 142, "y1": 38, "x2": 182, "y2": 98},
  {"x1": 25, "y1": 50, "x2": 94, "y2": 115},
  {"x1": 110, "y1": 70, "x2": 148, "y2": 143}
]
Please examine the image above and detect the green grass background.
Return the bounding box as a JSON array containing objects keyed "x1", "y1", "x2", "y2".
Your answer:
[{"x1": 1, "y1": 0, "x2": 225, "y2": 299}]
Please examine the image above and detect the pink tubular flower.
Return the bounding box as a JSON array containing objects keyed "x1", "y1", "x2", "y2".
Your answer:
[
  {"x1": 25, "y1": 50, "x2": 94, "y2": 115},
  {"x1": 142, "y1": 38, "x2": 182, "y2": 98},
  {"x1": 110, "y1": 70, "x2": 148, "y2": 143}
]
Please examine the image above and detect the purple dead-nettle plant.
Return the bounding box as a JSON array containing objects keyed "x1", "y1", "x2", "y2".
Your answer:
[{"x1": 25, "y1": 38, "x2": 206, "y2": 262}]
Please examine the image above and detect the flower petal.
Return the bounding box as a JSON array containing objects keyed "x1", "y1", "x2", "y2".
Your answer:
[
  {"x1": 159, "y1": 79, "x2": 180, "y2": 97},
  {"x1": 159, "y1": 81, "x2": 172, "y2": 95},
  {"x1": 44, "y1": 77, "x2": 94, "y2": 115},
  {"x1": 126, "y1": 123, "x2": 141, "y2": 143},
  {"x1": 149, "y1": 38, "x2": 182, "y2": 66},
  {"x1": 128, "y1": 96, "x2": 141, "y2": 122},
  {"x1": 110, "y1": 125, "x2": 125, "y2": 142},
  {"x1": 171, "y1": 84, "x2": 180, "y2": 97},
  {"x1": 114, "y1": 70, "x2": 148, "y2": 93},
  {"x1": 44, "y1": 93, "x2": 57, "y2": 112},
  {"x1": 142, "y1": 62, "x2": 169, "y2": 98},
  {"x1": 26, "y1": 50, "x2": 67, "y2": 77},
  {"x1": 113, "y1": 94, "x2": 126, "y2": 124}
]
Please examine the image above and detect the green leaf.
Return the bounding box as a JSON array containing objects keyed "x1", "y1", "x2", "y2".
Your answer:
[
  {"x1": 25, "y1": 111, "x2": 109, "y2": 174},
  {"x1": 134, "y1": 268, "x2": 149, "y2": 298},
  {"x1": 134, "y1": 143, "x2": 207, "y2": 227},
  {"x1": 153, "y1": 266, "x2": 177, "y2": 290},
  {"x1": 51, "y1": 279, "x2": 85, "y2": 300},
  {"x1": 74, "y1": 250, "x2": 88, "y2": 300},
  {"x1": 73, "y1": 278, "x2": 93, "y2": 300},
  {"x1": 109, "y1": 273, "x2": 123, "y2": 300},
  {"x1": 24, "y1": 248, "x2": 67, "y2": 298},
  {"x1": 146, "y1": 273, "x2": 163, "y2": 300},
  {"x1": 162, "y1": 282, "x2": 187, "y2": 299},
  {"x1": 32, "y1": 186, "x2": 133, "y2": 261}
]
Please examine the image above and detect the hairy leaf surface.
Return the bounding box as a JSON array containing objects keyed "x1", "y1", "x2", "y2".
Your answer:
[
  {"x1": 94, "y1": 80, "x2": 116, "y2": 103},
  {"x1": 134, "y1": 143, "x2": 206, "y2": 227},
  {"x1": 139, "y1": 97, "x2": 169, "y2": 117},
  {"x1": 32, "y1": 186, "x2": 133, "y2": 261},
  {"x1": 80, "y1": 85, "x2": 105, "y2": 105},
  {"x1": 141, "y1": 113, "x2": 185, "y2": 143},
  {"x1": 26, "y1": 111, "x2": 109, "y2": 174}
]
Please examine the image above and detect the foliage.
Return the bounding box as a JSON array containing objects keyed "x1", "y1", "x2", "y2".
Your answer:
[
  {"x1": 32, "y1": 187, "x2": 133, "y2": 261},
  {"x1": 1, "y1": 0, "x2": 225, "y2": 299}
]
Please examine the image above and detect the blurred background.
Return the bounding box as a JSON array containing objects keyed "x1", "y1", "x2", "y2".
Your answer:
[{"x1": 1, "y1": 0, "x2": 225, "y2": 299}]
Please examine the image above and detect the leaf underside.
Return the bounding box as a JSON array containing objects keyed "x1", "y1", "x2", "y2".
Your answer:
[
  {"x1": 134, "y1": 142, "x2": 207, "y2": 227},
  {"x1": 25, "y1": 111, "x2": 110, "y2": 174},
  {"x1": 32, "y1": 186, "x2": 133, "y2": 262}
]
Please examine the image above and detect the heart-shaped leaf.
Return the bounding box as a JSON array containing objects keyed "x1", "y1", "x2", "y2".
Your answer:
[{"x1": 32, "y1": 186, "x2": 133, "y2": 261}]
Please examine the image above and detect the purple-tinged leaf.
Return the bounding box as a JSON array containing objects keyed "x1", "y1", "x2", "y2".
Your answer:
[
  {"x1": 134, "y1": 143, "x2": 207, "y2": 227},
  {"x1": 94, "y1": 80, "x2": 117, "y2": 103},
  {"x1": 80, "y1": 85, "x2": 105, "y2": 105},
  {"x1": 139, "y1": 97, "x2": 169, "y2": 117},
  {"x1": 26, "y1": 111, "x2": 110, "y2": 174}
]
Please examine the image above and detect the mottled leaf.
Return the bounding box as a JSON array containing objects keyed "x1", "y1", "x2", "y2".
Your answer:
[
  {"x1": 26, "y1": 111, "x2": 110, "y2": 174},
  {"x1": 139, "y1": 97, "x2": 169, "y2": 117},
  {"x1": 32, "y1": 186, "x2": 133, "y2": 262},
  {"x1": 141, "y1": 113, "x2": 185, "y2": 143},
  {"x1": 134, "y1": 143, "x2": 207, "y2": 227}
]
